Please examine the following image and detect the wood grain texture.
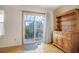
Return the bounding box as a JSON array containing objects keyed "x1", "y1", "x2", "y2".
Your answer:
[
  {"x1": 54, "y1": 9, "x2": 79, "y2": 52},
  {"x1": 0, "y1": 45, "x2": 22, "y2": 53}
]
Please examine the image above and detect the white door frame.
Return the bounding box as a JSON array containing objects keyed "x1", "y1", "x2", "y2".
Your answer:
[{"x1": 22, "y1": 11, "x2": 46, "y2": 45}]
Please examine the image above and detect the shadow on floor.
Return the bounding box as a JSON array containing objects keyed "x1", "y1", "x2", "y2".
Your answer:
[{"x1": 23, "y1": 43, "x2": 38, "y2": 51}]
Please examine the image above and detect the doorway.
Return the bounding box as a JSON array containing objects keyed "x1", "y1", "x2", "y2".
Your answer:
[{"x1": 22, "y1": 11, "x2": 46, "y2": 51}]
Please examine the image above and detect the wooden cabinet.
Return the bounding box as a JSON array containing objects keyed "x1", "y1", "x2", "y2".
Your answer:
[
  {"x1": 53, "y1": 9, "x2": 79, "y2": 53},
  {"x1": 53, "y1": 31, "x2": 79, "y2": 52}
]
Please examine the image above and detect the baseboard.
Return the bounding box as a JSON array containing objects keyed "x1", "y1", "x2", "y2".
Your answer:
[{"x1": 53, "y1": 43, "x2": 66, "y2": 53}]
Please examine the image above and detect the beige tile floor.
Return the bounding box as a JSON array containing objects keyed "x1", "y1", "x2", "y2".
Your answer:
[{"x1": 23, "y1": 43, "x2": 64, "y2": 53}]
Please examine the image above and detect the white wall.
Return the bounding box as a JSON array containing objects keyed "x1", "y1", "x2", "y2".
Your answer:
[
  {"x1": 0, "y1": 6, "x2": 22, "y2": 47},
  {"x1": 0, "y1": 5, "x2": 54, "y2": 47},
  {"x1": 45, "y1": 10, "x2": 54, "y2": 43}
]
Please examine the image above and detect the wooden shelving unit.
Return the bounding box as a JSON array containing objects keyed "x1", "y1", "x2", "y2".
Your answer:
[{"x1": 53, "y1": 9, "x2": 79, "y2": 53}]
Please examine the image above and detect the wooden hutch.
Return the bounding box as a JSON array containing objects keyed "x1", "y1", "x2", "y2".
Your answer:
[{"x1": 53, "y1": 9, "x2": 79, "y2": 53}]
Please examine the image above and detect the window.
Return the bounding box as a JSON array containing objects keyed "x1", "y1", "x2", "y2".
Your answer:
[{"x1": 0, "y1": 10, "x2": 5, "y2": 35}]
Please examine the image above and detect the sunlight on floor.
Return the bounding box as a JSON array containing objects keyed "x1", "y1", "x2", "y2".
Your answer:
[{"x1": 23, "y1": 43, "x2": 63, "y2": 53}]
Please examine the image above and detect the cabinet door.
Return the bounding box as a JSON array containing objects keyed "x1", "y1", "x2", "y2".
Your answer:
[
  {"x1": 57, "y1": 32, "x2": 64, "y2": 47},
  {"x1": 71, "y1": 32, "x2": 79, "y2": 52},
  {"x1": 63, "y1": 32, "x2": 72, "y2": 51},
  {"x1": 53, "y1": 31, "x2": 63, "y2": 46},
  {"x1": 53, "y1": 31, "x2": 58, "y2": 44}
]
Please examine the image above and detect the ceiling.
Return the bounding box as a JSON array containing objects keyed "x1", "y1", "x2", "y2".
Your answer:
[{"x1": 25, "y1": 5, "x2": 61, "y2": 10}]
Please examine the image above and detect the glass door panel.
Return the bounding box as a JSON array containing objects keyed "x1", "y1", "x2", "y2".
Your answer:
[
  {"x1": 35, "y1": 29, "x2": 43, "y2": 41},
  {"x1": 35, "y1": 16, "x2": 45, "y2": 42},
  {"x1": 24, "y1": 15, "x2": 35, "y2": 43}
]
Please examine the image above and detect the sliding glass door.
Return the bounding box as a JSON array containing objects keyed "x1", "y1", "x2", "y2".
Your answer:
[
  {"x1": 34, "y1": 16, "x2": 45, "y2": 42},
  {"x1": 23, "y1": 12, "x2": 46, "y2": 44}
]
